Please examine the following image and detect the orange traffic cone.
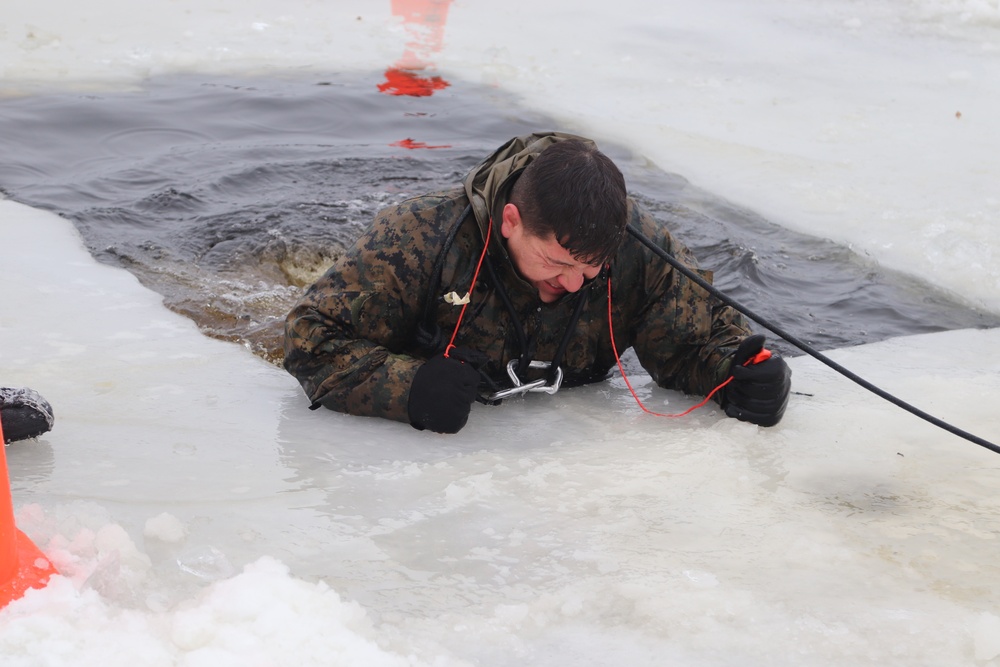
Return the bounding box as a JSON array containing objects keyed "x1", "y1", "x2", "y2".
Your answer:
[{"x1": 0, "y1": 415, "x2": 58, "y2": 607}]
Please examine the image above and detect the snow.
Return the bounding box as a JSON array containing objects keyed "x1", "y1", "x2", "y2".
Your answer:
[
  {"x1": 2, "y1": 1, "x2": 1000, "y2": 665},
  {"x1": 144, "y1": 514, "x2": 188, "y2": 544}
]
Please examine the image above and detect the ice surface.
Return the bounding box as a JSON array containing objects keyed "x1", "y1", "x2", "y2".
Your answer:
[{"x1": 2, "y1": 201, "x2": 999, "y2": 665}]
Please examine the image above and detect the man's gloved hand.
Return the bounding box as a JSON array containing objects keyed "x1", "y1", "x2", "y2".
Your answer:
[
  {"x1": 723, "y1": 334, "x2": 792, "y2": 427},
  {"x1": 408, "y1": 347, "x2": 485, "y2": 434}
]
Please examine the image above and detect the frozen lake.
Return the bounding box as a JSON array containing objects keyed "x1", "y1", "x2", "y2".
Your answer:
[{"x1": 2, "y1": 1, "x2": 1000, "y2": 665}]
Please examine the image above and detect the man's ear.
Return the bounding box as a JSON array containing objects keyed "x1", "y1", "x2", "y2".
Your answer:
[{"x1": 500, "y1": 203, "x2": 521, "y2": 239}]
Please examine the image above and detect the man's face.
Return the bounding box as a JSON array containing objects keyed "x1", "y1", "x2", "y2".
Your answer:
[{"x1": 500, "y1": 203, "x2": 603, "y2": 303}]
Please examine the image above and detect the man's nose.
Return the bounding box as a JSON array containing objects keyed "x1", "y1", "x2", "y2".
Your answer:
[{"x1": 559, "y1": 270, "x2": 585, "y2": 292}]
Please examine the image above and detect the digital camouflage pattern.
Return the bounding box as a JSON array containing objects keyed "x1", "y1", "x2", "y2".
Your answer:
[{"x1": 284, "y1": 132, "x2": 752, "y2": 423}]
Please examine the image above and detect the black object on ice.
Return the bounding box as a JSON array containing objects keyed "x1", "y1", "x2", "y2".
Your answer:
[
  {"x1": 628, "y1": 224, "x2": 1000, "y2": 456},
  {"x1": 0, "y1": 387, "x2": 55, "y2": 444}
]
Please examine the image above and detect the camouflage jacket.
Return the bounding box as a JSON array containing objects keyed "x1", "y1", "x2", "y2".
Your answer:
[{"x1": 284, "y1": 132, "x2": 752, "y2": 423}]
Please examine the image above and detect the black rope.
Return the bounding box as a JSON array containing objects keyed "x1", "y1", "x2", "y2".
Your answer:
[
  {"x1": 482, "y1": 243, "x2": 596, "y2": 388},
  {"x1": 548, "y1": 287, "x2": 591, "y2": 384},
  {"x1": 627, "y1": 224, "x2": 1000, "y2": 456},
  {"x1": 415, "y1": 205, "x2": 474, "y2": 355},
  {"x1": 483, "y1": 252, "x2": 530, "y2": 365}
]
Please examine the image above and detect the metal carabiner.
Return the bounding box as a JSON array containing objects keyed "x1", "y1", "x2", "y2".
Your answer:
[
  {"x1": 487, "y1": 359, "x2": 564, "y2": 401},
  {"x1": 512, "y1": 360, "x2": 564, "y2": 395}
]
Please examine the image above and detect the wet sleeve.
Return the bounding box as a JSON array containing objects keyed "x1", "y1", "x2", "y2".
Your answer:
[
  {"x1": 282, "y1": 204, "x2": 437, "y2": 423},
  {"x1": 628, "y1": 207, "x2": 752, "y2": 399}
]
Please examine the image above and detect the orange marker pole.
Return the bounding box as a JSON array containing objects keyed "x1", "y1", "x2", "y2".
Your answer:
[{"x1": 0, "y1": 415, "x2": 58, "y2": 607}]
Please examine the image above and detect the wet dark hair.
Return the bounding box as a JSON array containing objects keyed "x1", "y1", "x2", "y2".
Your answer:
[{"x1": 509, "y1": 139, "x2": 628, "y2": 265}]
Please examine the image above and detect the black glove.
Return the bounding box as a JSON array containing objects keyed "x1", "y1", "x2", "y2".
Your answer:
[
  {"x1": 723, "y1": 335, "x2": 792, "y2": 427},
  {"x1": 407, "y1": 347, "x2": 485, "y2": 434}
]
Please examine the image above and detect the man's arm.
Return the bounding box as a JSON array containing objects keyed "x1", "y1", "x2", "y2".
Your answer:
[
  {"x1": 283, "y1": 292, "x2": 424, "y2": 423},
  {"x1": 624, "y1": 203, "x2": 752, "y2": 398},
  {"x1": 283, "y1": 198, "x2": 449, "y2": 422}
]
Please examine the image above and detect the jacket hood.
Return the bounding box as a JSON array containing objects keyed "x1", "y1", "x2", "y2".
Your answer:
[{"x1": 462, "y1": 132, "x2": 596, "y2": 251}]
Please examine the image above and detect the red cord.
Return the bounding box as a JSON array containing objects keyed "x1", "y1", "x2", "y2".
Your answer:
[
  {"x1": 607, "y1": 269, "x2": 732, "y2": 418},
  {"x1": 443, "y1": 232, "x2": 732, "y2": 417},
  {"x1": 443, "y1": 217, "x2": 493, "y2": 358}
]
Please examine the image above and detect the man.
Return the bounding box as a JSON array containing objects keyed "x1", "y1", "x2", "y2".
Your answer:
[{"x1": 284, "y1": 132, "x2": 791, "y2": 433}]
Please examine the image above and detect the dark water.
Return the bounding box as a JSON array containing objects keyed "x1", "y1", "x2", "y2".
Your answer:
[{"x1": 2, "y1": 72, "x2": 996, "y2": 364}]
